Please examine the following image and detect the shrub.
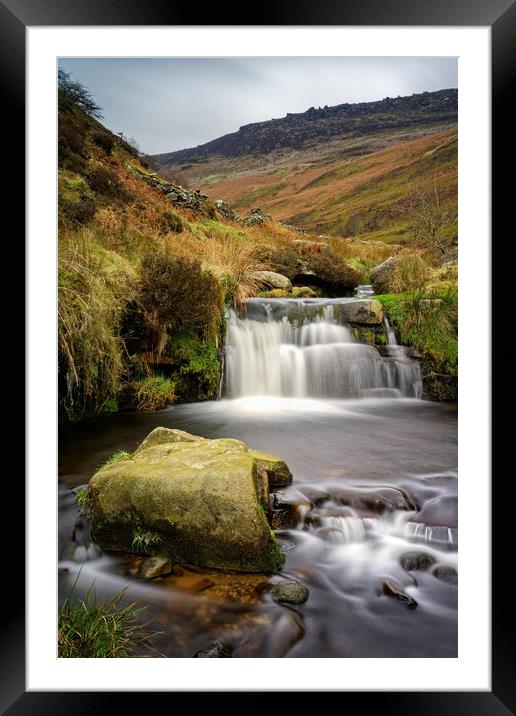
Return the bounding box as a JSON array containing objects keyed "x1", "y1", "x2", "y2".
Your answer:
[
  {"x1": 132, "y1": 375, "x2": 176, "y2": 411},
  {"x1": 88, "y1": 166, "x2": 132, "y2": 202},
  {"x1": 92, "y1": 130, "x2": 115, "y2": 154},
  {"x1": 60, "y1": 196, "x2": 97, "y2": 225},
  {"x1": 58, "y1": 111, "x2": 87, "y2": 172},
  {"x1": 58, "y1": 586, "x2": 157, "y2": 658},
  {"x1": 160, "y1": 210, "x2": 184, "y2": 234},
  {"x1": 137, "y1": 253, "x2": 223, "y2": 356}
]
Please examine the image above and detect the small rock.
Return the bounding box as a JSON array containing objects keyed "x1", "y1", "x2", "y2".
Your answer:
[
  {"x1": 194, "y1": 640, "x2": 233, "y2": 658},
  {"x1": 381, "y1": 580, "x2": 418, "y2": 609},
  {"x1": 400, "y1": 552, "x2": 436, "y2": 572},
  {"x1": 136, "y1": 556, "x2": 173, "y2": 579},
  {"x1": 272, "y1": 580, "x2": 310, "y2": 605},
  {"x1": 433, "y1": 565, "x2": 458, "y2": 584},
  {"x1": 252, "y1": 270, "x2": 292, "y2": 291}
]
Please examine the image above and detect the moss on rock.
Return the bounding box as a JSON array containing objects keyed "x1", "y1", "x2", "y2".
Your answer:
[{"x1": 89, "y1": 428, "x2": 287, "y2": 572}]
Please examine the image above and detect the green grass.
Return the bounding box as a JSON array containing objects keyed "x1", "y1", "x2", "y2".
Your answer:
[
  {"x1": 131, "y1": 529, "x2": 162, "y2": 554},
  {"x1": 132, "y1": 375, "x2": 176, "y2": 412},
  {"x1": 74, "y1": 487, "x2": 93, "y2": 518},
  {"x1": 98, "y1": 449, "x2": 132, "y2": 471},
  {"x1": 58, "y1": 584, "x2": 158, "y2": 658},
  {"x1": 376, "y1": 287, "x2": 458, "y2": 373}
]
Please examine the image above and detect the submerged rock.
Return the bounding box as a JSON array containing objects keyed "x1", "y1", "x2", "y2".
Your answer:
[
  {"x1": 400, "y1": 552, "x2": 436, "y2": 572},
  {"x1": 332, "y1": 486, "x2": 416, "y2": 513},
  {"x1": 194, "y1": 640, "x2": 233, "y2": 658},
  {"x1": 137, "y1": 556, "x2": 173, "y2": 579},
  {"x1": 271, "y1": 580, "x2": 310, "y2": 605},
  {"x1": 412, "y1": 495, "x2": 457, "y2": 529},
  {"x1": 433, "y1": 565, "x2": 458, "y2": 584},
  {"x1": 89, "y1": 427, "x2": 287, "y2": 573},
  {"x1": 381, "y1": 579, "x2": 418, "y2": 609}
]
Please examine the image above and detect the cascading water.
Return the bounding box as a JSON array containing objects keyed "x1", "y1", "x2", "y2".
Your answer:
[
  {"x1": 59, "y1": 299, "x2": 456, "y2": 658},
  {"x1": 225, "y1": 298, "x2": 422, "y2": 400}
]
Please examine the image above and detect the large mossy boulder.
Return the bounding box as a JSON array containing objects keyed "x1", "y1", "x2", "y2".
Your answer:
[{"x1": 89, "y1": 428, "x2": 291, "y2": 572}]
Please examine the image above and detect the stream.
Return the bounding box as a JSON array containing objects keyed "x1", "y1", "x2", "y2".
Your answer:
[{"x1": 58, "y1": 298, "x2": 457, "y2": 658}]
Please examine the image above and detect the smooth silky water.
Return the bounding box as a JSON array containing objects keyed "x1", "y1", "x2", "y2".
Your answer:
[{"x1": 59, "y1": 298, "x2": 457, "y2": 657}]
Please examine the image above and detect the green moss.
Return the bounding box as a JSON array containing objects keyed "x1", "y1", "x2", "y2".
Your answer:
[
  {"x1": 167, "y1": 329, "x2": 220, "y2": 401},
  {"x1": 352, "y1": 326, "x2": 387, "y2": 346}
]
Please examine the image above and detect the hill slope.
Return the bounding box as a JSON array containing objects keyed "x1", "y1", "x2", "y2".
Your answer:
[{"x1": 151, "y1": 89, "x2": 457, "y2": 243}]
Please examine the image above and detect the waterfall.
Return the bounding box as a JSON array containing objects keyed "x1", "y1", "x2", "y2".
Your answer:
[{"x1": 225, "y1": 299, "x2": 422, "y2": 399}]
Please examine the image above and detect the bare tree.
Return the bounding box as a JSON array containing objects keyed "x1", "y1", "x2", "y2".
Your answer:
[
  {"x1": 402, "y1": 182, "x2": 457, "y2": 254},
  {"x1": 58, "y1": 68, "x2": 103, "y2": 119}
]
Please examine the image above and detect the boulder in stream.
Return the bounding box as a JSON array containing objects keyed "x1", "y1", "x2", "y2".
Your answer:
[
  {"x1": 339, "y1": 299, "x2": 384, "y2": 326},
  {"x1": 89, "y1": 427, "x2": 288, "y2": 572},
  {"x1": 381, "y1": 579, "x2": 418, "y2": 609},
  {"x1": 400, "y1": 552, "x2": 437, "y2": 572},
  {"x1": 271, "y1": 580, "x2": 310, "y2": 605}
]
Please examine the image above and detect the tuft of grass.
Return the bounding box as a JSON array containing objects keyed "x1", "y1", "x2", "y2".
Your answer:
[
  {"x1": 377, "y1": 286, "x2": 457, "y2": 373},
  {"x1": 98, "y1": 449, "x2": 132, "y2": 471},
  {"x1": 58, "y1": 584, "x2": 158, "y2": 658},
  {"x1": 131, "y1": 529, "x2": 162, "y2": 554},
  {"x1": 132, "y1": 375, "x2": 176, "y2": 412},
  {"x1": 74, "y1": 487, "x2": 93, "y2": 518},
  {"x1": 58, "y1": 235, "x2": 136, "y2": 421}
]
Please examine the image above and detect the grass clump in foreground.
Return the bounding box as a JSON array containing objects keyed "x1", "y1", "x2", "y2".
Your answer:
[
  {"x1": 376, "y1": 287, "x2": 458, "y2": 373},
  {"x1": 132, "y1": 374, "x2": 176, "y2": 411},
  {"x1": 58, "y1": 585, "x2": 159, "y2": 658}
]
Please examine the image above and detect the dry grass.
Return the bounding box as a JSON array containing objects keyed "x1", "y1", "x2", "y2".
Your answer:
[{"x1": 58, "y1": 231, "x2": 137, "y2": 419}]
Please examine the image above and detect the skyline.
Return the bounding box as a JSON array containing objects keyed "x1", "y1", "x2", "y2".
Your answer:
[{"x1": 58, "y1": 57, "x2": 458, "y2": 155}]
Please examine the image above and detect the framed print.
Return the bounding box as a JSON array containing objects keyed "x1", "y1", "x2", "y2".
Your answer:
[{"x1": 4, "y1": 0, "x2": 512, "y2": 708}]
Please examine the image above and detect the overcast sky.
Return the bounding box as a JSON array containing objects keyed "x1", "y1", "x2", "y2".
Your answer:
[{"x1": 58, "y1": 57, "x2": 457, "y2": 155}]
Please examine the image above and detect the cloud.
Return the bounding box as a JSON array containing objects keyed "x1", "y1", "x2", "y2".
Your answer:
[{"x1": 58, "y1": 57, "x2": 457, "y2": 155}]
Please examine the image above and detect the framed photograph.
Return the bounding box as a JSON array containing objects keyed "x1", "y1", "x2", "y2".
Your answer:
[{"x1": 5, "y1": 0, "x2": 510, "y2": 707}]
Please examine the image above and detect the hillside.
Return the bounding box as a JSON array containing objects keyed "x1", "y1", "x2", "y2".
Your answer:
[
  {"x1": 58, "y1": 79, "x2": 458, "y2": 423},
  {"x1": 58, "y1": 81, "x2": 368, "y2": 422},
  {"x1": 151, "y1": 89, "x2": 457, "y2": 242}
]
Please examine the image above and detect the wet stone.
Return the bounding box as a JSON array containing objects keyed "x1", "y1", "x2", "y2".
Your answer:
[
  {"x1": 433, "y1": 565, "x2": 458, "y2": 584},
  {"x1": 400, "y1": 552, "x2": 437, "y2": 572},
  {"x1": 136, "y1": 556, "x2": 173, "y2": 579},
  {"x1": 381, "y1": 580, "x2": 418, "y2": 609},
  {"x1": 194, "y1": 640, "x2": 233, "y2": 658},
  {"x1": 272, "y1": 580, "x2": 310, "y2": 605}
]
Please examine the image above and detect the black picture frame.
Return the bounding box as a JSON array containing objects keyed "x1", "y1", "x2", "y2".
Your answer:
[{"x1": 4, "y1": 0, "x2": 512, "y2": 709}]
